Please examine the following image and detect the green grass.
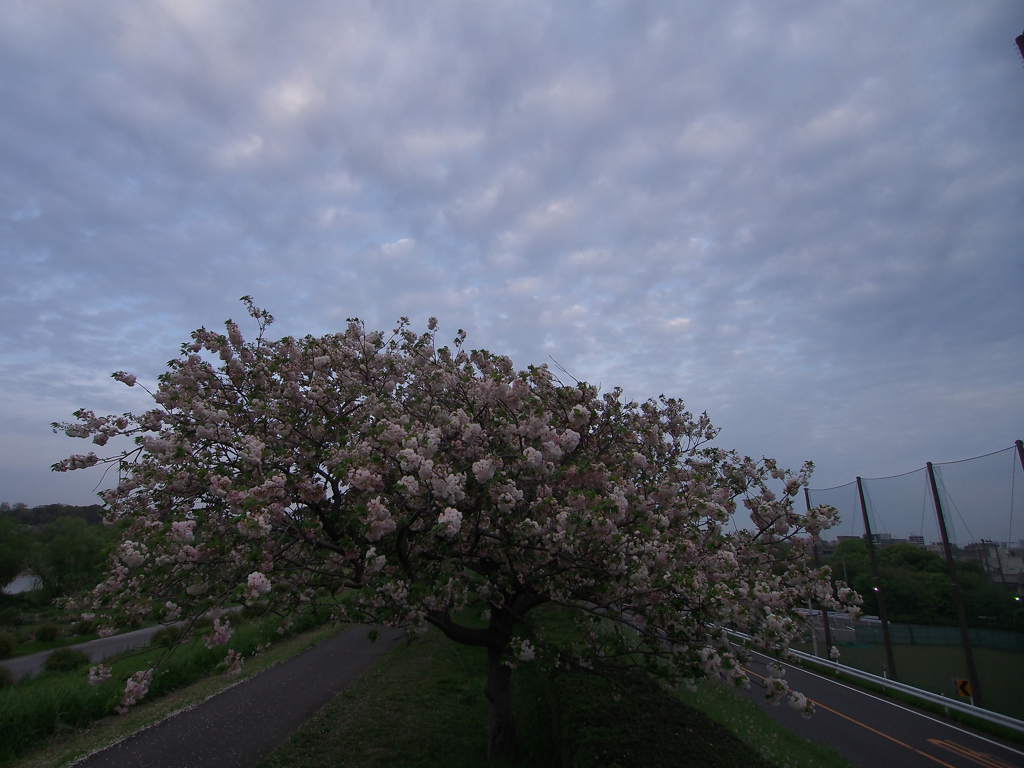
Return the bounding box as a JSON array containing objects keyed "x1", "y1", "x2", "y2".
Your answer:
[
  {"x1": 256, "y1": 628, "x2": 856, "y2": 768},
  {"x1": 673, "y1": 678, "x2": 856, "y2": 768},
  {"x1": 550, "y1": 669, "x2": 780, "y2": 768},
  {"x1": 256, "y1": 632, "x2": 551, "y2": 768}
]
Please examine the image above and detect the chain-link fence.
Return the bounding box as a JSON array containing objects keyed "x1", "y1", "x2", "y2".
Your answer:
[
  {"x1": 801, "y1": 442, "x2": 1024, "y2": 712},
  {"x1": 808, "y1": 443, "x2": 1024, "y2": 606}
]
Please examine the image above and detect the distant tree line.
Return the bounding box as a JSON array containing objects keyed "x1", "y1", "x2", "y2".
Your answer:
[
  {"x1": 0, "y1": 503, "x2": 119, "y2": 599},
  {"x1": 829, "y1": 539, "x2": 1021, "y2": 630},
  {"x1": 0, "y1": 502, "x2": 104, "y2": 526}
]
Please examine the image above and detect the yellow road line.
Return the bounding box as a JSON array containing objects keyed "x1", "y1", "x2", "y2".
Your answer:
[
  {"x1": 742, "y1": 666, "x2": 959, "y2": 768},
  {"x1": 928, "y1": 739, "x2": 1019, "y2": 768}
]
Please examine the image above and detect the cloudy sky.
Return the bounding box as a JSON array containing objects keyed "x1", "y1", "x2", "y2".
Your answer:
[{"x1": 2, "y1": 1, "x2": 1022, "y2": 541}]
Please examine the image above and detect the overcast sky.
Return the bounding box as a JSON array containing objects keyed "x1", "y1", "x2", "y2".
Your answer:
[{"x1": 2, "y1": 1, "x2": 1022, "y2": 542}]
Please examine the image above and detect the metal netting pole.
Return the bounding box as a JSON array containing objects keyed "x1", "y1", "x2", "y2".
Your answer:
[
  {"x1": 927, "y1": 461, "x2": 983, "y2": 708},
  {"x1": 1016, "y1": 440, "x2": 1024, "y2": 485},
  {"x1": 805, "y1": 487, "x2": 834, "y2": 656},
  {"x1": 856, "y1": 477, "x2": 898, "y2": 680}
]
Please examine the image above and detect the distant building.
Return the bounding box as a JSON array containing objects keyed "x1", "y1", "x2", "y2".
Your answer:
[
  {"x1": 961, "y1": 541, "x2": 1024, "y2": 595},
  {"x1": 815, "y1": 539, "x2": 837, "y2": 558}
]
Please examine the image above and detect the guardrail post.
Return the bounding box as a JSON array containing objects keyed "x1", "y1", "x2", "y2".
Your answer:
[
  {"x1": 927, "y1": 461, "x2": 983, "y2": 708},
  {"x1": 857, "y1": 477, "x2": 898, "y2": 680}
]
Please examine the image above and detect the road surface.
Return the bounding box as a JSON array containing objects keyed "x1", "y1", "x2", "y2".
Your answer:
[{"x1": 740, "y1": 651, "x2": 1024, "y2": 768}]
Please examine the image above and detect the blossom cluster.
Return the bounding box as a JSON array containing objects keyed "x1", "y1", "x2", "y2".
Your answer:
[
  {"x1": 115, "y1": 670, "x2": 152, "y2": 714},
  {"x1": 223, "y1": 649, "x2": 244, "y2": 677},
  {"x1": 205, "y1": 617, "x2": 232, "y2": 648},
  {"x1": 88, "y1": 663, "x2": 112, "y2": 686}
]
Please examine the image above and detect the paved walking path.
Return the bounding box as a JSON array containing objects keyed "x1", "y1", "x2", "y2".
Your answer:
[
  {"x1": 74, "y1": 625, "x2": 403, "y2": 768},
  {"x1": 1, "y1": 625, "x2": 171, "y2": 681}
]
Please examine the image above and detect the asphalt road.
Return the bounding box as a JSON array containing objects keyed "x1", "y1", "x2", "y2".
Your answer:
[
  {"x1": 0, "y1": 624, "x2": 169, "y2": 681},
  {"x1": 74, "y1": 624, "x2": 403, "y2": 768},
  {"x1": 740, "y1": 651, "x2": 1024, "y2": 768}
]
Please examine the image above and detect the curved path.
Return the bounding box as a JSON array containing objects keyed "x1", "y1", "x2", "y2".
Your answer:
[
  {"x1": 72, "y1": 625, "x2": 402, "y2": 768},
  {"x1": 1, "y1": 625, "x2": 170, "y2": 681},
  {"x1": 739, "y1": 651, "x2": 1024, "y2": 768}
]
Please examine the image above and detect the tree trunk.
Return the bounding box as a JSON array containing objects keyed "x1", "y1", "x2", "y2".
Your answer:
[{"x1": 485, "y1": 645, "x2": 517, "y2": 761}]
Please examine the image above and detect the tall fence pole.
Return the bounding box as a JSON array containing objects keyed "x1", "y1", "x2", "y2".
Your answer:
[
  {"x1": 856, "y1": 477, "x2": 898, "y2": 680},
  {"x1": 805, "y1": 488, "x2": 834, "y2": 655},
  {"x1": 1017, "y1": 440, "x2": 1024, "y2": 481},
  {"x1": 927, "y1": 461, "x2": 983, "y2": 708}
]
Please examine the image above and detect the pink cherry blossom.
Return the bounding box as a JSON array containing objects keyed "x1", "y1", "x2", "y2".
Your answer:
[
  {"x1": 115, "y1": 669, "x2": 152, "y2": 714},
  {"x1": 170, "y1": 520, "x2": 195, "y2": 543},
  {"x1": 205, "y1": 617, "x2": 232, "y2": 648},
  {"x1": 88, "y1": 664, "x2": 112, "y2": 686},
  {"x1": 223, "y1": 649, "x2": 244, "y2": 677},
  {"x1": 472, "y1": 459, "x2": 496, "y2": 483},
  {"x1": 247, "y1": 571, "x2": 272, "y2": 597},
  {"x1": 56, "y1": 300, "x2": 852, "y2": 760},
  {"x1": 436, "y1": 507, "x2": 462, "y2": 537}
]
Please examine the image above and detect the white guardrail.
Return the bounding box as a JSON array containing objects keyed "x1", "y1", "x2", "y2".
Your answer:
[{"x1": 722, "y1": 628, "x2": 1024, "y2": 735}]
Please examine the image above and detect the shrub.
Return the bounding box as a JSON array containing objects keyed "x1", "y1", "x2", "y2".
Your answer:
[
  {"x1": 43, "y1": 648, "x2": 91, "y2": 673},
  {"x1": 150, "y1": 625, "x2": 185, "y2": 648},
  {"x1": 0, "y1": 632, "x2": 16, "y2": 659},
  {"x1": 73, "y1": 619, "x2": 95, "y2": 636},
  {"x1": 34, "y1": 623, "x2": 61, "y2": 643},
  {"x1": 241, "y1": 605, "x2": 267, "y2": 621},
  {"x1": 0, "y1": 666, "x2": 13, "y2": 689}
]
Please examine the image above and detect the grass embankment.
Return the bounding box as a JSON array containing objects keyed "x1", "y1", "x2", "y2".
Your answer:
[
  {"x1": 257, "y1": 628, "x2": 855, "y2": 768},
  {"x1": 0, "y1": 612, "x2": 337, "y2": 768}
]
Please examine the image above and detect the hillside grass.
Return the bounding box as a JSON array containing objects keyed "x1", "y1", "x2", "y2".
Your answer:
[{"x1": 257, "y1": 626, "x2": 855, "y2": 768}]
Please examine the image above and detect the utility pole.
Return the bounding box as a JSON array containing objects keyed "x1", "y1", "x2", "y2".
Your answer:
[
  {"x1": 857, "y1": 477, "x2": 898, "y2": 680},
  {"x1": 927, "y1": 462, "x2": 983, "y2": 708}
]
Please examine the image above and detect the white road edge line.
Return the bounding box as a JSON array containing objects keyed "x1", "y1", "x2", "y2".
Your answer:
[{"x1": 745, "y1": 649, "x2": 1024, "y2": 758}]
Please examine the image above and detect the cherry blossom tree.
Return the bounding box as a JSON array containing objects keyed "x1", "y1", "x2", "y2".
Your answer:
[{"x1": 54, "y1": 298, "x2": 849, "y2": 760}]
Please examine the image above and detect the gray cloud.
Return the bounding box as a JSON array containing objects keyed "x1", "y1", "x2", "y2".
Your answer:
[{"x1": 1, "y1": 1, "x2": 1022, "y2": 540}]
